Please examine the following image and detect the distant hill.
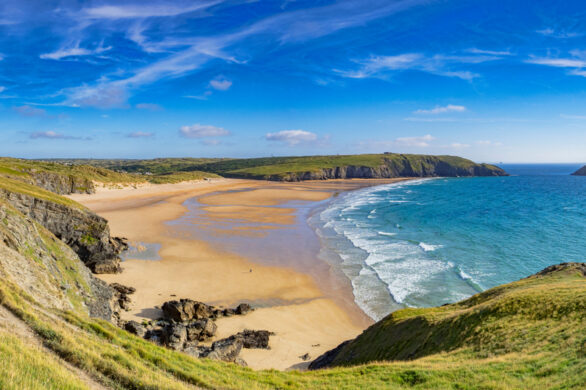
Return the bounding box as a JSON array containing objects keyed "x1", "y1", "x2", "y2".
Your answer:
[
  {"x1": 194, "y1": 153, "x2": 508, "y2": 181},
  {"x1": 571, "y1": 165, "x2": 586, "y2": 176}
]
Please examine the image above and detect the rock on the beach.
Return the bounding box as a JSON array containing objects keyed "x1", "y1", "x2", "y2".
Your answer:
[
  {"x1": 162, "y1": 299, "x2": 214, "y2": 322},
  {"x1": 163, "y1": 323, "x2": 187, "y2": 350},
  {"x1": 233, "y1": 329, "x2": 271, "y2": 349},
  {"x1": 207, "y1": 337, "x2": 244, "y2": 362},
  {"x1": 235, "y1": 303, "x2": 252, "y2": 315},
  {"x1": 124, "y1": 320, "x2": 146, "y2": 338}
]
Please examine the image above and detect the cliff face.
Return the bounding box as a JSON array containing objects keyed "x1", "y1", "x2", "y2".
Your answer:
[
  {"x1": 0, "y1": 189, "x2": 125, "y2": 274},
  {"x1": 0, "y1": 199, "x2": 115, "y2": 321},
  {"x1": 571, "y1": 166, "x2": 586, "y2": 176},
  {"x1": 251, "y1": 156, "x2": 507, "y2": 182},
  {"x1": 272, "y1": 162, "x2": 506, "y2": 181},
  {"x1": 29, "y1": 171, "x2": 95, "y2": 194}
]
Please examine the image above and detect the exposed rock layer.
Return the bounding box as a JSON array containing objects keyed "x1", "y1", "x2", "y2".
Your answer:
[
  {"x1": 571, "y1": 165, "x2": 586, "y2": 176},
  {"x1": 30, "y1": 171, "x2": 96, "y2": 194},
  {"x1": 0, "y1": 189, "x2": 126, "y2": 273}
]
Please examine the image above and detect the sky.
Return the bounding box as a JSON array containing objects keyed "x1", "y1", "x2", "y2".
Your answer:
[{"x1": 1, "y1": 0, "x2": 586, "y2": 162}]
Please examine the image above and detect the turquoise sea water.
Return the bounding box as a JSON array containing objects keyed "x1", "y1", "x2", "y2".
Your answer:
[{"x1": 310, "y1": 164, "x2": 586, "y2": 320}]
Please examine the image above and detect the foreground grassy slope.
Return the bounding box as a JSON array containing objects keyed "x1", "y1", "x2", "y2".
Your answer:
[{"x1": 310, "y1": 263, "x2": 586, "y2": 373}]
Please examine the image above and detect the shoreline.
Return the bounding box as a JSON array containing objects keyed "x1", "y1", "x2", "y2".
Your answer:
[{"x1": 69, "y1": 177, "x2": 412, "y2": 370}]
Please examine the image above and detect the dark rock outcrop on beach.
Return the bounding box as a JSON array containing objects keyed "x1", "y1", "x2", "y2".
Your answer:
[
  {"x1": 128, "y1": 298, "x2": 269, "y2": 365},
  {"x1": 0, "y1": 189, "x2": 127, "y2": 274},
  {"x1": 571, "y1": 165, "x2": 586, "y2": 176},
  {"x1": 111, "y1": 283, "x2": 136, "y2": 311}
]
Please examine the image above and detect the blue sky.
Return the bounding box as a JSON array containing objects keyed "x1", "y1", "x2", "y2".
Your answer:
[{"x1": 1, "y1": 0, "x2": 586, "y2": 162}]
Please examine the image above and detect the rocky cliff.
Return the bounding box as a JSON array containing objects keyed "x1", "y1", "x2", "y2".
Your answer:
[
  {"x1": 571, "y1": 165, "x2": 586, "y2": 176},
  {"x1": 269, "y1": 158, "x2": 507, "y2": 181},
  {"x1": 0, "y1": 198, "x2": 116, "y2": 321},
  {"x1": 29, "y1": 171, "x2": 96, "y2": 194},
  {"x1": 0, "y1": 188, "x2": 125, "y2": 273}
]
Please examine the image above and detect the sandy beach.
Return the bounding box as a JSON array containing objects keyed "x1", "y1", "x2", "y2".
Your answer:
[{"x1": 69, "y1": 178, "x2": 409, "y2": 370}]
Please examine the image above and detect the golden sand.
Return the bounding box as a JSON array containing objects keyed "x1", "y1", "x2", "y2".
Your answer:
[{"x1": 69, "y1": 178, "x2": 409, "y2": 370}]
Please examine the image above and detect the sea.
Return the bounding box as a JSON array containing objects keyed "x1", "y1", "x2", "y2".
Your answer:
[{"x1": 309, "y1": 164, "x2": 586, "y2": 321}]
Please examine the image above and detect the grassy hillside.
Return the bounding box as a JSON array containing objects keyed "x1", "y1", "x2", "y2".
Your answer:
[
  {"x1": 0, "y1": 158, "x2": 220, "y2": 188},
  {"x1": 195, "y1": 153, "x2": 506, "y2": 180},
  {"x1": 47, "y1": 154, "x2": 506, "y2": 182},
  {"x1": 51, "y1": 158, "x2": 226, "y2": 175},
  {"x1": 0, "y1": 157, "x2": 142, "y2": 185},
  {"x1": 1, "y1": 263, "x2": 584, "y2": 389},
  {"x1": 310, "y1": 263, "x2": 586, "y2": 373}
]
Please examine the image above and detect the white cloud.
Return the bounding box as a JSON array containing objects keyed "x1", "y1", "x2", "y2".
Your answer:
[
  {"x1": 13, "y1": 105, "x2": 46, "y2": 117},
  {"x1": 561, "y1": 114, "x2": 586, "y2": 120},
  {"x1": 414, "y1": 104, "x2": 466, "y2": 115},
  {"x1": 449, "y1": 142, "x2": 470, "y2": 149},
  {"x1": 127, "y1": 131, "x2": 154, "y2": 138},
  {"x1": 335, "y1": 52, "x2": 498, "y2": 81},
  {"x1": 65, "y1": 84, "x2": 128, "y2": 109},
  {"x1": 209, "y1": 77, "x2": 232, "y2": 91},
  {"x1": 394, "y1": 134, "x2": 435, "y2": 147},
  {"x1": 476, "y1": 140, "x2": 502, "y2": 146},
  {"x1": 184, "y1": 91, "x2": 213, "y2": 100},
  {"x1": 265, "y1": 129, "x2": 318, "y2": 146},
  {"x1": 40, "y1": 41, "x2": 111, "y2": 60},
  {"x1": 135, "y1": 103, "x2": 162, "y2": 111},
  {"x1": 0, "y1": 86, "x2": 5, "y2": 93},
  {"x1": 180, "y1": 124, "x2": 230, "y2": 138},
  {"x1": 466, "y1": 48, "x2": 512, "y2": 56},
  {"x1": 526, "y1": 57, "x2": 586, "y2": 68},
  {"x1": 81, "y1": 2, "x2": 223, "y2": 20},
  {"x1": 29, "y1": 131, "x2": 85, "y2": 140},
  {"x1": 536, "y1": 28, "x2": 580, "y2": 39}
]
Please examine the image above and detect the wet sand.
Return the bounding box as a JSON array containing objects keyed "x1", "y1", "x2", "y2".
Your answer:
[{"x1": 69, "y1": 178, "x2": 410, "y2": 370}]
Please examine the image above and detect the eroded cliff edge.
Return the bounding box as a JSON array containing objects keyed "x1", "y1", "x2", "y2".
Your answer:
[{"x1": 0, "y1": 187, "x2": 125, "y2": 274}]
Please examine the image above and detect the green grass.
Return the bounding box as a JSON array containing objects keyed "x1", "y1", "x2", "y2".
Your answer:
[
  {"x1": 0, "y1": 176, "x2": 88, "y2": 210},
  {"x1": 0, "y1": 331, "x2": 88, "y2": 390},
  {"x1": 0, "y1": 157, "x2": 144, "y2": 184},
  {"x1": 195, "y1": 153, "x2": 505, "y2": 179}
]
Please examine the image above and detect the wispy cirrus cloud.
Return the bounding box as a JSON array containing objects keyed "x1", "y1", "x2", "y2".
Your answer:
[
  {"x1": 80, "y1": 2, "x2": 223, "y2": 20},
  {"x1": 60, "y1": 0, "x2": 429, "y2": 107},
  {"x1": 526, "y1": 51, "x2": 586, "y2": 77},
  {"x1": 180, "y1": 124, "x2": 230, "y2": 138},
  {"x1": 414, "y1": 104, "x2": 466, "y2": 115},
  {"x1": 265, "y1": 129, "x2": 318, "y2": 146},
  {"x1": 13, "y1": 105, "x2": 46, "y2": 117},
  {"x1": 334, "y1": 52, "x2": 504, "y2": 81},
  {"x1": 127, "y1": 131, "x2": 154, "y2": 138},
  {"x1": 40, "y1": 41, "x2": 111, "y2": 60},
  {"x1": 135, "y1": 103, "x2": 162, "y2": 111},
  {"x1": 29, "y1": 130, "x2": 87, "y2": 140},
  {"x1": 536, "y1": 27, "x2": 581, "y2": 39}
]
